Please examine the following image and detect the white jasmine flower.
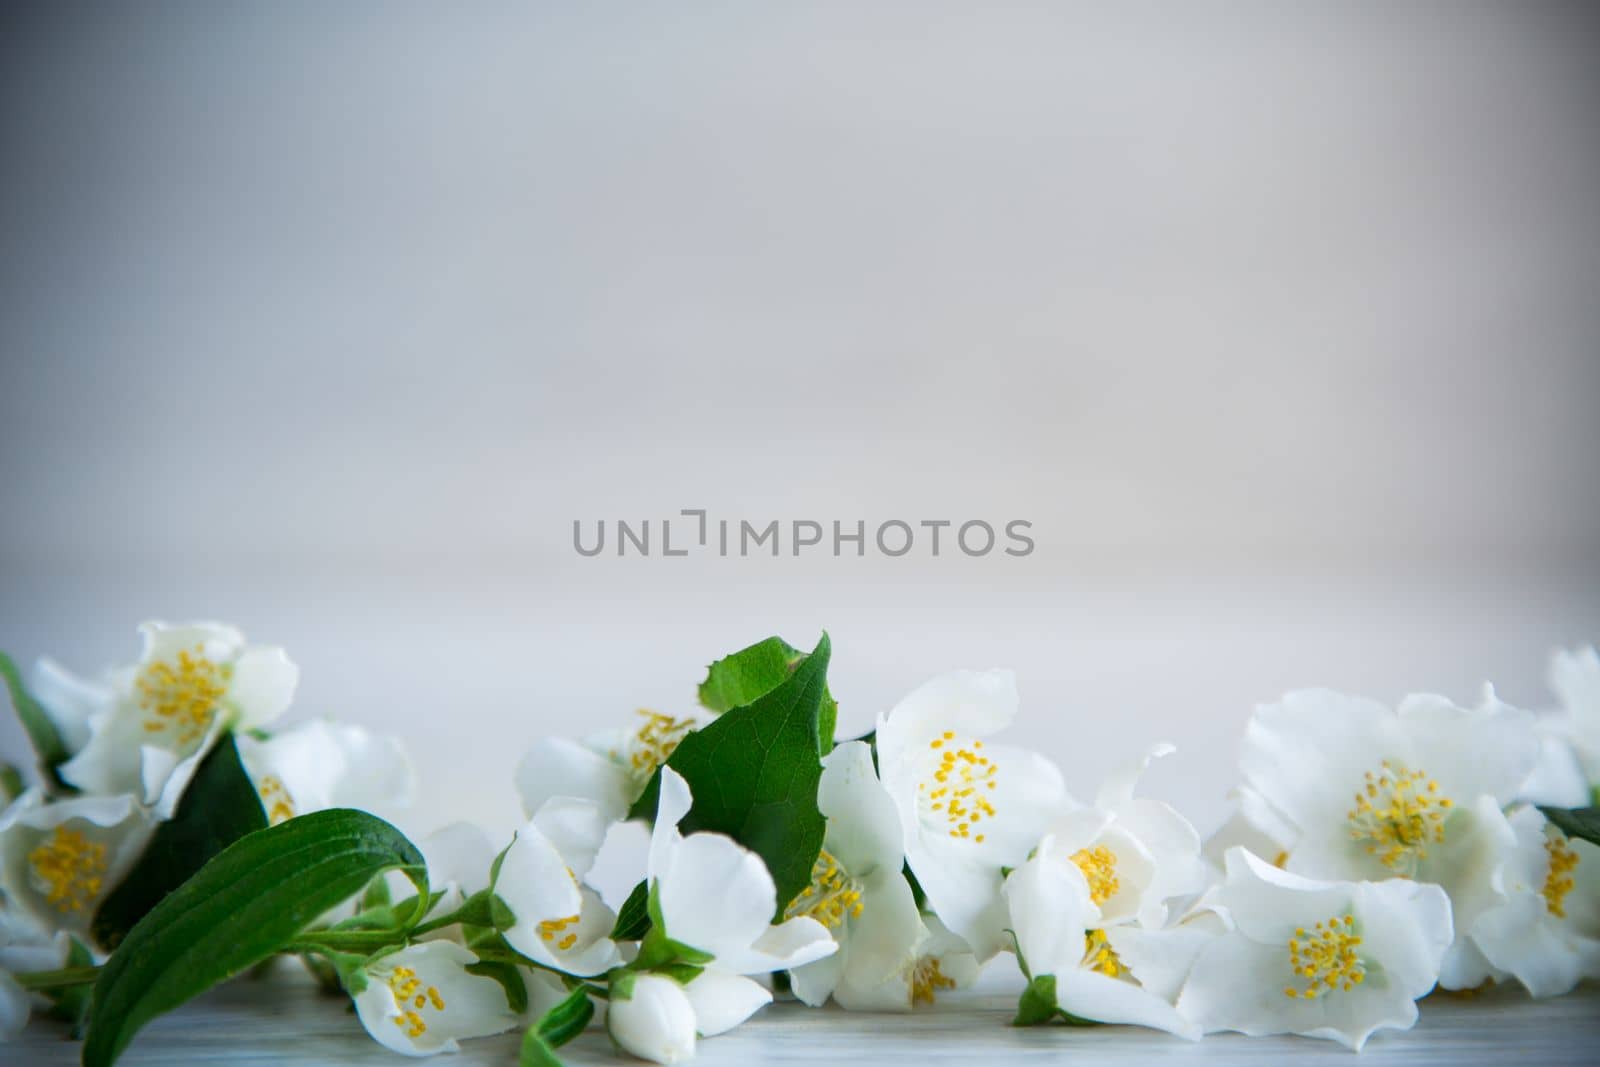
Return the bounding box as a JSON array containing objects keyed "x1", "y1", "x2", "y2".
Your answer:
[
  {"x1": 645, "y1": 768, "x2": 835, "y2": 1033},
  {"x1": 788, "y1": 741, "x2": 923, "y2": 1010},
  {"x1": 1004, "y1": 844, "x2": 1200, "y2": 1038},
  {"x1": 874, "y1": 670, "x2": 1067, "y2": 959},
  {"x1": 1236, "y1": 687, "x2": 1536, "y2": 987},
  {"x1": 607, "y1": 973, "x2": 697, "y2": 1065},
  {"x1": 1041, "y1": 744, "x2": 1206, "y2": 931},
  {"x1": 1, "y1": 908, "x2": 71, "y2": 1040},
  {"x1": 515, "y1": 709, "x2": 705, "y2": 824},
  {"x1": 493, "y1": 797, "x2": 620, "y2": 977},
  {"x1": 820, "y1": 913, "x2": 980, "y2": 1012},
  {"x1": 1177, "y1": 848, "x2": 1452, "y2": 1051},
  {"x1": 58, "y1": 622, "x2": 298, "y2": 817},
  {"x1": 236, "y1": 719, "x2": 416, "y2": 826},
  {"x1": 352, "y1": 940, "x2": 520, "y2": 1056},
  {"x1": 1467, "y1": 806, "x2": 1600, "y2": 997},
  {"x1": 0, "y1": 792, "x2": 153, "y2": 941}
]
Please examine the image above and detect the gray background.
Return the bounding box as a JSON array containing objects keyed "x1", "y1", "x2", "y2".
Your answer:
[{"x1": 2, "y1": 2, "x2": 1597, "y2": 845}]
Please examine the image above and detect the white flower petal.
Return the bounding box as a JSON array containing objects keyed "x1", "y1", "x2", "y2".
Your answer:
[
  {"x1": 225, "y1": 646, "x2": 298, "y2": 729},
  {"x1": 683, "y1": 970, "x2": 771, "y2": 1036},
  {"x1": 0, "y1": 971, "x2": 31, "y2": 1041},
  {"x1": 874, "y1": 669, "x2": 1019, "y2": 778},
  {"x1": 495, "y1": 824, "x2": 585, "y2": 967},
  {"x1": 788, "y1": 943, "x2": 846, "y2": 1008},
  {"x1": 818, "y1": 742, "x2": 903, "y2": 875},
  {"x1": 839, "y1": 869, "x2": 923, "y2": 988},
  {"x1": 515, "y1": 737, "x2": 632, "y2": 824},
  {"x1": 1395, "y1": 690, "x2": 1538, "y2": 806},
  {"x1": 29, "y1": 657, "x2": 109, "y2": 753},
  {"x1": 717, "y1": 916, "x2": 835, "y2": 975},
  {"x1": 903, "y1": 832, "x2": 1009, "y2": 962},
  {"x1": 656, "y1": 831, "x2": 774, "y2": 962},
  {"x1": 531, "y1": 796, "x2": 610, "y2": 880},
  {"x1": 1093, "y1": 743, "x2": 1176, "y2": 811},
  {"x1": 1239, "y1": 689, "x2": 1397, "y2": 835},
  {"x1": 1004, "y1": 851, "x2": 1097, "y2": 978},
  {"x1": 1054, "y1": 968, "x2": 1201, "y2": 1040}
]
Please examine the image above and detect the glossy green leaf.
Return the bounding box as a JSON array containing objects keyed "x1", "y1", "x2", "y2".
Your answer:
[
  {"x1": 634, "y1": 634, "x2": 831, "y2": 913},
  {"x1": 1540, "y1": 805, "x2": 1600, "y2": 847},
  {"x1": 697, "y1": 635, "x2": 838, "y2": 752},
  {"x1": 92, "y1": 735, "x2": 268, "y2": 950},
  {"x1": 82, "y1": 809, "x2": 427, "y2": 1067},
  {"x1": 0, "y1": 650, "x2": 72, "y2": 790}
]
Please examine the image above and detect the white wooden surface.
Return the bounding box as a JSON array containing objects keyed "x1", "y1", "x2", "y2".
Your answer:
[{"x1": 13, "y1": 962, "x2": 1598, "y2": 1066}]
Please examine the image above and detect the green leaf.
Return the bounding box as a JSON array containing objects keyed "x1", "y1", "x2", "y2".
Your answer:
[
  {"x1": 82, "y1": 808, "x2": 427, "y2": 1067},
  {"x1": 697, "y1": 636, "x2": 839, "y2": 752},
  {"x1": 1013, "y1": 974, "x2": 1059, "y2": 1026},
  {"x1": 0, "y1": 650, "x2": 72, "y2": 790},
  {"x1": 92, "y1": 734, "x2": 268, "y2": 950},
  {"x1": 536, "y1": 985, "x2": 595, "y2": 1047},
  {"x1": 1540, "y1": 805, "x2": 1600, "y2": 847},
  {"x1": 610, "y1": 879, "x2": 651, "y2": 941},
  {"x1": 361, "y1": 874, "x2": 394, "y2": 912},
  {"x1": 635, "y1": 882, "x2": 714, "y2": 969},
  {"x1": 634, "y1": 634, "x2": 832, "y2": 915}
]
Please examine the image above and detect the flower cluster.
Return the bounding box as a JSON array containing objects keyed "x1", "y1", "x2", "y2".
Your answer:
[{"x1": 1, "y1": 625, "x2": 1596, "y2": 1064}]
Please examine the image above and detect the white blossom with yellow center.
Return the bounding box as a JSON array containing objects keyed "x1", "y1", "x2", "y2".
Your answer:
[
  {"x1": 0, "y1": 791, "x2": 153, "y2": 943},
  {"x1": 1177, "y1": 848, "x2": 1452, "y2": 1051},
  {"x1": 874, "y1": 670, "x2": 1067, "y2": 961},
  {"x1": 514, "y1": 708, "x2": 705, "y2": 824},
  {"x1": 1235, "y1": 687, "x2": 1539, "y2": 990},
  {"x1": 492, "y1": 796, "x2": 621, "y2": 977},
  {"x1": 790, "y1": 742, "x2": 928, "y2": 1011},
  {"x1": 352, "y1": 941, "x2": 520, "y2": 1056},
  {"x1": 1003, "y1": 841, "x2": 1201, "y2": 1039},
  {"x1": 1467, "y1": 806, "x2": 1600, "y2": 997},
  {"x1": 52, "y1": 622, "x2": 298, "y2": 817}
]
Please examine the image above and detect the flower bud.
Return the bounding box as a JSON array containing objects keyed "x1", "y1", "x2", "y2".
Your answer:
[{"x1": 607, "y1": 974, "x2": 696, "y2": 1064}]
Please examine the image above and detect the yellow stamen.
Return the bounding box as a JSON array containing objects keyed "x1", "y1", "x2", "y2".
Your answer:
[
  {"x1": 920, "y1": 735, "x2": 999, "y2": 839},
  {"x1": 27, "y1": 825, "x2": 108, "y2": 913},
  {"x1": 785, "y1": 848, "x2": 864, "y2": 930},
  {"x1": 136, "y1": 644, "x2": 231, "y2": 745},
  {"x1": 1346, "y1": 761, "x2": 1452, "y2": 873},
  {"x1": 1084, "y1": 928, "x2": 1121, "y2": 977},
  {"x1": 1543, "y1": 835, "x2": 1579, "y2": 918},
  {"x1": 1283, "y1": 913, "x2": 1365, "y2": 998},
  {"x1": 1070, "y1": 845, "x2": 1120, "y2": 906},
  {"x1": 910, "y1": 956, "x2": 956, "y2": 1005},
  {"x1": 257, "y1": 774, "x2": 296, "y2": 825},
  {"x1": 627, "y1": 710, "x2": 695, "y2": 776},
  {"x1": 385, "y1": 965, "x2": 446, "y2": 1039}
]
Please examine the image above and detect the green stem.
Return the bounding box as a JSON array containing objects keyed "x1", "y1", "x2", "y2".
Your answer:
[
  {"x1": 287, "y1": 928, "x2": 407, "y2": 953},
  {"x1": 13, "y1": 965, "x2": 101, "y2": 991}
]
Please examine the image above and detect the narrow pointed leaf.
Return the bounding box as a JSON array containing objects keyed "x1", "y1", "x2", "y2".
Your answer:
[{"x1": 82, "y1": 809, "x2": 426, "y2": 1067}]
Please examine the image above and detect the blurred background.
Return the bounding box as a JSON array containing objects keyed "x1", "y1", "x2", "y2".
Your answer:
[{"x1": 2, "y1": 2, "x2": 1597, "y2": 859}]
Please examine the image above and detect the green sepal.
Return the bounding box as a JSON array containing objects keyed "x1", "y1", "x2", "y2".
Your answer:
[
  {"x1": 534, "y1": 985, "x2": 595, "y2": 1048},
  {"x1": 633, "y1": 881, "x2": 713, "y2": 970},
  {"x1": 607, "y1": 968, "x2": 637, "y2": 1001},
  {"x1": 0, "y1": 762, "x2": 25, "y2": 805},
  {"x1": 360, "y1": 874, "x2": 394, "y2": 912},
  {"x1": 610, "y1": 879, "x2": 651, "y2": 941},
  {"x1": 1540, "y1": 805, "x2": 1600, "y2": 847},
  {"x1": 467, "y1": 958, "x2": 529, "y2": 1014},
  {"x1": 0, "y1": 650, "x2": 72, "y2": 791},
  {"x1": 1013, "y1": 974, "x2": 1059, "y2": 1026},
  {"x1": 651, "y1": 962, "x2": 703, "y2": 985}
]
